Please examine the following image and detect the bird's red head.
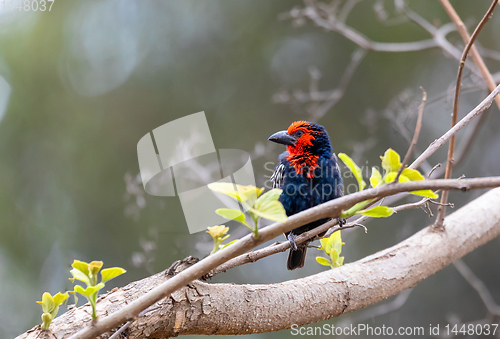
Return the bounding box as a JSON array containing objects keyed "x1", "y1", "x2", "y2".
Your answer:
[
  {"x1": 268, "y1": 121, "x2": 332, "y2": 177},
  {"x1": 285, "y1": 121, "x2": 317, "y2": 155}
]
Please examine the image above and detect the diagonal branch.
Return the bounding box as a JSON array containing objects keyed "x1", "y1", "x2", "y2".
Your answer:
[
  {"x1": 394, "y1": 88, "x2": 426, "y2": 182},
  {"x1": 440, "y1": 0, "x2": 500, "y2": 110},
  {"x1": 410, "y1": 82, "x2": 500, "y2": 171},
  {"x1": 435, "y1": 0, "x2": 498, "y2": 229}
]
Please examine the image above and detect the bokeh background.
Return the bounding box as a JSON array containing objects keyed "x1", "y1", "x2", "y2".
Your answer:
[{"x1": 1, "y1": 0, "x2": 500, "y2": 338}]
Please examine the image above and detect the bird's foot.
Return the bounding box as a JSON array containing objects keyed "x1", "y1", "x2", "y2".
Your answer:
[
  {"x1": 287, "y1": 233, "x2": 298, "y2": 251},
  {"x1": 338, "y1": 217, "x2": 347, "y2": 227}
]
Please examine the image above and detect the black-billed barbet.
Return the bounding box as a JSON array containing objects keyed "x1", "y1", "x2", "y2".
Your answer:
[{"x1": 268, "y1": 121, "x2": 343, "y2": 270}]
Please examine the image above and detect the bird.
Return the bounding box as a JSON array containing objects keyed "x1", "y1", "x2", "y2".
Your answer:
[{"x1": 268, "y1": 121, "x2": 343, "y2": 270}]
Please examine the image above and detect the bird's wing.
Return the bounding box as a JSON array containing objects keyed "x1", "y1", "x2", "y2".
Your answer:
[
  {"x1": 332, "y1": 153, "x2": 344, "y2": 197},
  {"x1": 270, "y1": 151, "x2": 288, "y2": 189}
]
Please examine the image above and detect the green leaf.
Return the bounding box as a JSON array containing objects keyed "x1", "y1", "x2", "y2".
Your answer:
[
  {"x1": 370, "y1": 167, "x2": 382, "y2": 187},
  {"x1": 338, "y1": 153, "x2": 366, "y2": 191},
  {"x1": 249, "y1": 200, "x2": 287, "y2": 223},
  {"x1": 315, "y1": 256, "x2": 332, "y2": 267},
  {"x1": 74, "y1": 283, "x2": 105, "y2": 298},
  {"x1": 319, "y1": 237, "x2": 332, "y2": 255},
  {"x1": 410, "y1": 189, "x2": 439, "y2": 199},
  {"x1": 385, "y1": 172, "x2": 410, "y2": 183},
  {"x1": 208, "y1": 183, "x2": 264, "y2": 204},
  {"x1": 380, "y1": 148, "x2": 401, "y2": 173},
  {"x1": 69, "y1": 268, "x2": 91, "y2": 286},
  {"x1": 330, "y1": 248, "x2": 340, "y2": 265},
  {"x1": 356, "y1": 206, "x2": 394, "y2": 217},
  {"x1": 71, "y1": 260, "x2": 90, "y2": 276},
  {"x1": 38, "y1": 292, "x2": 55, "y2": 314},
  {"x1": 329, "y1": 231, "x2": 343, "y2": 255},
  {"x1": 253, "y1": 188, "x2": 282, "y2": 209},
  {"x1": 89, "y1": 261, "x2": 103, "y2": 276},
  {"x1": 101, "y1": 267, "x2": 126, "y2": 283},
  {"x1": 401, "y1": 168, "x2": 425, "y2": 181},
  {"x1": 52, "y1": 292, "x2": 69, "y2": 306},
  {"x1": 216, "y1": 208, "x2": 246, "y2": 223}
]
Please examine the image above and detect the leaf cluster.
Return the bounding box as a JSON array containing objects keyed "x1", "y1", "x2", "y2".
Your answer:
[{"x1": 208, "y1": 183, "x2": 287, "y2": 239}]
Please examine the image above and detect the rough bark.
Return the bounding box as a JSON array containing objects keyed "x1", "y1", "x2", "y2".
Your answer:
[{"x1": 18, "y1": 187, "x2": 500, "y2": 338}]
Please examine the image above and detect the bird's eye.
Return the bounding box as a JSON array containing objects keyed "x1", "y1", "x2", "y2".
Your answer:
[{"x1": 295, "y1": 130, "x2": 304, "y2": 137}]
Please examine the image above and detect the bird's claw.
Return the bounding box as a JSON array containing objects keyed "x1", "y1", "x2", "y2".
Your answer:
[
  {"x1": 338, "y1": 217, "x2": 347, "y2": 227},
  {"x1": 287, "y1": 233, "x2": 298, "y2": 251}
]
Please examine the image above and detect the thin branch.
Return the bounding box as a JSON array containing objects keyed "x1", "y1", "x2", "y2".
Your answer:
[
  {"x1": 410, "y1": 82, "x2": 500, "y2": 171},
  {"x1": 453, "y1": 259, "x2": 500, "y2": 317},
  {"x1": 440, "y1": 0, "x2": 500, "y2": 110},
  {"x1": 392, "y1": 197, "x2": 431, "y2": 213},
  {"x1": 213, "y1": 218, "x2": 371, "y2": 275},
  {"x1": 301, "y1": 1, "x2": 438, "y2": 52},
  {"x1": 311, "y1": 48, "x2": 367, "y2": 120},
  {"x1": 435, "y1": 0, "x2": 498, "y2": 229},
  {"x1": 212, "y1": 218, "x2": 336, "y2": 275},
  {"x1": 394, "y1": 88, "x2": 426, "y2": 182}
]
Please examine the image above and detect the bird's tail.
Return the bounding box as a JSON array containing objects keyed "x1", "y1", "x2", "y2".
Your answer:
[{"x1": 287, "y1": 246, "x2": 307, "y2": 270}]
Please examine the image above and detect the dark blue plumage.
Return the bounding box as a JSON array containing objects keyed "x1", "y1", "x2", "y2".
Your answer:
[{"x1": 269, "y1": 121, "x2": 343, "y2": 270}]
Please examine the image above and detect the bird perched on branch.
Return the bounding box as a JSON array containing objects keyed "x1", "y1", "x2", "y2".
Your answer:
[{"x1": 268, "y1": 121, "x2": 343, "y2": 270}]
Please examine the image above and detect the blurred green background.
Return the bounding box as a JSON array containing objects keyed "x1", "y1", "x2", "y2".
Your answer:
[{"x1": 1, "y1": 0, "x2": 499, "y2": 338}]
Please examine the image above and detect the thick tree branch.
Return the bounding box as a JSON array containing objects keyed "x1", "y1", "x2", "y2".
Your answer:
[{"x1": 19, "y1": 187, "x2": 500, "y2": 337}]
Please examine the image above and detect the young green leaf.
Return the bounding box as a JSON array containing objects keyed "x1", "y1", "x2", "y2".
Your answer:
[
  {"x1": 330, "y1": 248, "x2": 340, "y2": 265},
  {"x1": 74, "y1": 283, "x2": 105, "y2": 298},
  {"x1": 315, "y1": 257, "x2": 332, "y2": 267},
  {"x1": 51, "y1": 292, "x2": 69, "y2": 308},
  {"x1": 319, "y1": 237, "x2": 333, "y2": 254},
  {"x1": 356, "y1": 206, "x2": 394, "y2": 217},
  {"x1": 370, "y1": 167, "x2": 382, "y2": 187},
  {"x1": 254, "y1": 188, "x2": 282, "y2": 207},
  {"x1": 208, "y1": 182, "x2": 263, "y2": 204},
  {"x1": 89, "y1": 261, "x2": 103, "y2": 276},
  {"x1": 71, "y1": 260, "x2": 90, "y2": 276},
  {"x1": 101, "y1": 267, "x2": 126, "y2": 283},
  {"x1": 69, "y1": 268, "x2": 91, "y2": 286},
  {"x1": 410, "y1": 189, "x2": 439, "y2": 199},
  {"x1": 380, "y1": 148, "x2": 401, "y2": 173},
  {"x1": 401, "y1": 168, "x2": 425, "y2": 181},
  {"x1": 249, "y1": 201, "x2": 287, "y2": 223},
  {"x1": 338, "y1": 153, "x2": 366, "y2": 191},
  {"x1": 385, "y1": 172, "x2": 410, "y2": 183},
  {"x1": 251, "y1": 188, "x2": 287, "y2": 222},
  {"x1": 38, "y1": 292, "x2": 55, "y2": 315},
  {"x1": 215, "y1": 208, "x2": 249, "y2": 226},
  {"x1": 329, "y1": 231, "x2": 343, "y2": 255}
]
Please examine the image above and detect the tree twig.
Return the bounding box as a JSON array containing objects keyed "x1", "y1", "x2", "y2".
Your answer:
[
  {"x1": 410, "y1": 82, "x2": 500, "y2": 171},
  {"x1": 453, "y1": 259, "x2": 500, "y2": 317},
  {"x1": 434, "y1": 0, "x2": 498, "y2": 229},
  {"x1": 440, "y1": 0, "x2": 500, "y2": 110},
  {"x1": 394, "y1": 88, "x2": 427, "y2": 182}
]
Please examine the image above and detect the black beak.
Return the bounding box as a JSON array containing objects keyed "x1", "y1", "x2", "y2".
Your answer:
[{"x1": 268, "y1": 130, "x2": 296, "y2": 146}]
